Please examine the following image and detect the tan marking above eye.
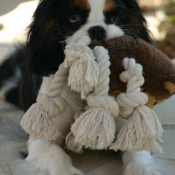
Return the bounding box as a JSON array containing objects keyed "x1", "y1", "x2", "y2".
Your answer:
[
  {"x1": 75, "y1": 0, "x2": 90, "y2": 10},
  {"x1": 104, "y1": 0, "x2": 116, "y2": 12}
]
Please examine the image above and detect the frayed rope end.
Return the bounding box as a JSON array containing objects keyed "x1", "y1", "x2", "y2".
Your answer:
[
  {"x1": 68, "y1": 107, "x2": 116, "y2": 150},
  {"x1": 20, "y1": 103, "x2": 60, "y2": 141}
]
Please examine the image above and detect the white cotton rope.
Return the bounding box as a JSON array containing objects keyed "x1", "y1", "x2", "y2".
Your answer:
[
  {"x1": 66, "y1": 46, "x2": 119, "y2": 151},
  {"x1": 64, "y1": 36, "x2": 99, "y2": 99},
  {"x1": 20, "y1": 64, "x2": 69, "y2": 140},
  {"x1": 110, "y1": 58, "x2": 163, "y2": 153},
  {"x1": 20, "y1": 36, "x2": 99, "y2": 141},
  {"x1": 21, "y1": 36, "x2": 163, "y2": 154}
]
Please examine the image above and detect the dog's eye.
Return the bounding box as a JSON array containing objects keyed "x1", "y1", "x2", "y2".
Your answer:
[
  {"x1": 111, "y1": 15, "x2": 118, "y2": 24},
  {"x1": 69, "y1": 14, "x2": 81, "y2": 23}
]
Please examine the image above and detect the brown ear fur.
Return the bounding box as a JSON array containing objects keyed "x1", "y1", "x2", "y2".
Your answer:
[{"x1": 90, "y1": 35, "x2": 175, "y2": 107}]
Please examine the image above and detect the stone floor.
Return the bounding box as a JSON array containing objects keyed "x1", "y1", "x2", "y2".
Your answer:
[
  {"x1": 1, "y1": 97, "x2": 175, "y2": 175},
  {"x1": 0, "y1": 1, "x2": 175, "y2": 175}
]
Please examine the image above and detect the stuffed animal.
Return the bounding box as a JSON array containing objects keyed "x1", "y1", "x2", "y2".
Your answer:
[
  {"x1": 90, "y1": 35, "x2": 175, "y2": 108},
  {"x1": 21, "y1": 35, "x2": 175, "y2": 154}
]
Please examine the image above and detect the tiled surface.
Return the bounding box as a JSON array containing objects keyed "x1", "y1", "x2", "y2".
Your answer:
[
  {"x1": 86, "y1": 160, "x2": 122, "y2": 175},
  {"x1": 154, "y1": 95, "x2": 175, "y2": 125},
  {"x1": 154, "y1": 129, "x2": 175, "y2": 160},
  {"x1": 0, "y1": 94, "x2": 175, "y2": 175},
  {"x1": 149, "y1": 158, "x2": 175, "y2": 175},
  {"x1": 160, "y1": 159, "x2": 175, "y2": 175},
  {"x1": 0, "y1": 101, "x2": 28, "y2": 175}
]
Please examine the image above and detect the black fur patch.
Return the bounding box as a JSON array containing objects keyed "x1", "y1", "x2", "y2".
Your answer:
[
  {"x1": 0, "y1": 47, "x2": 42, "y2": 110},
  {"x1": 0, "y1": 47, "x2": 26, "y2": 108},
  {"x1": 27, "y1": 0, "x2": 90, "y2": 76},
  {"x1": 104, "y1": 0, "x2": 152, "y2": 43},
  {"x1": 20, "y1": 151, "x2": 28, "y2": 159}
]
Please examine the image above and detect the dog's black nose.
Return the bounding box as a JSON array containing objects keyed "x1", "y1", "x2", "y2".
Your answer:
[{"x1": 88, "y1": 26, "x2": 106, "y2": 41}]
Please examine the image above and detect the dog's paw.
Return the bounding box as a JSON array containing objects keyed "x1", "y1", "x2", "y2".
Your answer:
[
  {"x1": 122, "y1": 163, "x2": 161, "y2": 175},
  {"x1": 53, "y1": 165, "x2": 84, "y2": 175}
]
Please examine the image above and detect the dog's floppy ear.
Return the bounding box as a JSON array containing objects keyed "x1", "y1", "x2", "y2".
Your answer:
[
  {"x1": 123, "y1": 0, "x2": 152, "y2": 44},
  {"x1": 27, "y1": 0, "x2": 65, "y2": 76}
]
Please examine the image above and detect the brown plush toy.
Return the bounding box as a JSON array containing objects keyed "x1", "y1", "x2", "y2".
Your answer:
[{"x1": 90, "y1": 35, "x2": 175, "y2": 108}]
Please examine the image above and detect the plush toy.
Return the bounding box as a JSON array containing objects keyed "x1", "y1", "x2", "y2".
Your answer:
[
  {"x1": 90, "y1": 35, "x2": 175, "y2": 107},
  {"x1": 21, "y1": 35, "x2": 175, "y2": 154}
]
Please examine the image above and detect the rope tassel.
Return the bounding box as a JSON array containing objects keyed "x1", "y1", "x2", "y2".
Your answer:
[
  {"x1": 64, "y1": 36, "x2": 99, "y2": 99},
  {"x1": 20, "y1": 64, "x2": 68, "y2": 140},
  {"x1": 21, "y1": 36, "x2": 98, "y2": 141},
  {"x1": 110, "y1": 58, "x2": 163, "y2": 152},
  {"x1": 66, "y1": 46, "x2": 119, "y2": 151}
]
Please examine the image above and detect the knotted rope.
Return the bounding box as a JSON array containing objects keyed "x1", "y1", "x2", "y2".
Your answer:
[
  {"x1": 65, "y1": 94, "x2": 86, "y2": 153},
  {"x1": 20, "y1": 64, "x2": 69, "y2": 140},
  {"x1": 66, "y1": 46, "x2": 119, "y2": 151},
  {"x1": 64, "y1": 37, "x2": 99, "y2": 99},
  {"x1": 110, "y1": 58, "x2": 163, "y2": 152},
  {"x1": 21, "y1": 36, "x2": 99, "y2": 141},
  {"x1": 21, "y1": 36, "x2": 163, "y2": 154}
]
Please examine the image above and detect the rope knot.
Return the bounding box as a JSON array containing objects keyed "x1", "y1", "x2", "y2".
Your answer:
[
  {"x1": 64, "y1": 36, "x2": 99, "y2": 99},
  {"x1": 117, "y1": 92, "x2": 148, "y2": 118},
  {"x1": 110, "y1": 57, "x2": 163, "y2": 153},
  {"x1": 120, "y1": 66, "x2": 142, "y2": 83},
  {"x1": 87, "y1": 95, "x2": 119, "y2": 118},
  {"x1": 66, "y1": 45, "x2": 119, "y2": 151},
  {"x1": 37, "y1": 93, "x2": 66, "y2": 118},
  {"x1": 21, "y1": 63, "x2": 69, "y2": 141},
  {"x1": 116, "y1": 58, "x2": 148, "y2": 118}
]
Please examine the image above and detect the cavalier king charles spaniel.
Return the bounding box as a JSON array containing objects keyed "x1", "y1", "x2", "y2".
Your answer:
[{"x1": 0, "y1": 0, "x2": 161, "y2": 175}]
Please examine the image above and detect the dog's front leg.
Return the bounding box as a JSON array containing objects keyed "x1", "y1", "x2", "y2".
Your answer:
[
  {"x1": 25, "y1": 76, "x2": 83, "y2": 175},
  {"x1": 26, "y1": 138, "x2": 83, "y2": 175},
  {"x1": 122, "y1": 150, "x2": 161, "y2": 175}
]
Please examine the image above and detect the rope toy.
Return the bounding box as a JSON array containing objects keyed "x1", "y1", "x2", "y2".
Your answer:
[
  {"x1": 110, "y1": 58, "x2": 163, "y2": 152},
  {"x1": 64, "y1": 37, "x2": 99, "y2": 99},
  {"x1": 20, "y1": 35, "x2": 166, "y2": 153},
  {"x1": 21, "y1": 36, "x2": 99, "y2": 140},
  {"x1": 66, "y1": 46, "x2": 119, "y2": 151},
  {"x1": 21, "y1": 64, "x2": 69, "y2": 140}
]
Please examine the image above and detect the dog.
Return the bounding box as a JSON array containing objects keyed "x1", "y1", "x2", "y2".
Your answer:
[{"x1": 0, "y1": 0, "x2": 161, "y2": 174}]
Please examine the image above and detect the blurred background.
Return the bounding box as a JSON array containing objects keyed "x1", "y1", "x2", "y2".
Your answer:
[
  {"x1": 0, "y1": 0, "x2": 175, "y2": 62},
  {"x1": 0, "y1": 0, "x2": 38, "y2": 61},
  {"x1": 138, "y1": 0, "x2": 175, "y2": 62}
]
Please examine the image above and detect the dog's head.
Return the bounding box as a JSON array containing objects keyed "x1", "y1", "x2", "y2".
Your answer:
[{"x1": 27, "y1": 0, "x2": 152, "y2": 76}]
